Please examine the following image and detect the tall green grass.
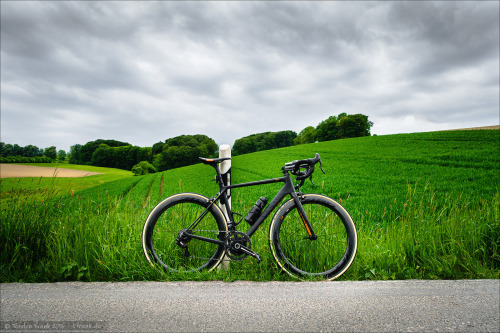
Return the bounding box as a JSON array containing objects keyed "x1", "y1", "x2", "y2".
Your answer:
[{"x1": 1, "y1": 130, "x2": 498, "y2": 282}]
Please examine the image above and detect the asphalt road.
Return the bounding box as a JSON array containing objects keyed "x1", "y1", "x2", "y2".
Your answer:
[{"x1": 1, "y1": 280, "x2": 498, "y2": 332}]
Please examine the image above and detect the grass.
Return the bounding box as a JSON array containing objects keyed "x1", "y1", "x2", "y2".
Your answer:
[
  {"x1": 1, "y1": 130, "x2": 499, "y2": 282},
  {"x1": 0, "y1": 163, "x2": 132, "y2": 205}
]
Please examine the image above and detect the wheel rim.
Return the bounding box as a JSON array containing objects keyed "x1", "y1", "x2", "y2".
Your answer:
[
  {"x1": 151, "y1": 201, "x2": 225, "y2": 273},
  {"x1": 274, "y1": 201, "x2": 353, "y2": 278}
]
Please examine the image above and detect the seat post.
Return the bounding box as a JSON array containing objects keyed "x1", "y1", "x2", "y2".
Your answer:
[{"x1": 218, "y1": 144, "x2": 232, "y2": 272}]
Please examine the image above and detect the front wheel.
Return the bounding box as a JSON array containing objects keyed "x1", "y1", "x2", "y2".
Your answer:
[
  {"x1": 269, "y1": 194, "x2": 357, "y2": 280},
  {"x1": 142, "y1": 193, "x2": 228, "y2": 273}
]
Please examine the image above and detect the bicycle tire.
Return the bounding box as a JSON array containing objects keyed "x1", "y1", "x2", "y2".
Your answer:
[
  {"x1": 269, "y1": 194, "x2": 357, "y2": 280},
  {"x1": 142, "y1": 193, "x2": 228, "y2": 273}
]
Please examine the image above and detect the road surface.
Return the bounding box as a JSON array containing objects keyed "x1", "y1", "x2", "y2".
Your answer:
[{"x1": 1, "y1": 280, "x2": 498, "y2": 332}]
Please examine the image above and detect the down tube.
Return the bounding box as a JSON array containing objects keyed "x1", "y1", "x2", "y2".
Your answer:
[{"x1": 246, "y1": 185, "x2": 291, "y2": 237}]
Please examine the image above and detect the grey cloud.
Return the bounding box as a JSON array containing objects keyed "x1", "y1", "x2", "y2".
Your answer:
[
  {"x1": 1, "y1": 1, "x2": 498, "y2": 152},
  {"x1": 387, "y1": 1, "x2": 499, "y2": 77}
]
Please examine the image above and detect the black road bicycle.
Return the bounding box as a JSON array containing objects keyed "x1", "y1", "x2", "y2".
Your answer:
[{"x1": 142, "y1": 153, "x2": 357, "y2": 280}]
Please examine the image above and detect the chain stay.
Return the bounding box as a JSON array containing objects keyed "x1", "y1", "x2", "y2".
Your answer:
[{"x1": 181, "y1": 229, "x2": 254, "y2": 262}]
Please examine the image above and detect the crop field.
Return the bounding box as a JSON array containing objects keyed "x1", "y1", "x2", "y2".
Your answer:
[
  {"x1": 1, "y1": 130, "x2": 499, "y2": 282},
  {"x1": 0, "y1": 164, "x2": 132, "y2": 204}
]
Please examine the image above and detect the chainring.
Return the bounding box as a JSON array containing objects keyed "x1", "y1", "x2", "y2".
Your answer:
[{"x1": 224, "y1": 231, "x2": 252, "y2": 261}]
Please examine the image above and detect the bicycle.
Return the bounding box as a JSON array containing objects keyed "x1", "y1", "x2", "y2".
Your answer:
[{"x1": 142, "y1": 153, "x2": 357, "y2": 280}]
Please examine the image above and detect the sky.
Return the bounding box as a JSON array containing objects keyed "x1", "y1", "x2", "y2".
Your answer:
[{"x1": 1, "y1": 1, "x2": 499, "y2": 153}]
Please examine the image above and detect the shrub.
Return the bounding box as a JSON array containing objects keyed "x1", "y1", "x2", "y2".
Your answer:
[{"x1": 132, "y1": 161, "x2": 157, "y2": 176}]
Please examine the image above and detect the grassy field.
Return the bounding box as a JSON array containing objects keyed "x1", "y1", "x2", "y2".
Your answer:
[
  {"x1": 0, "y1": 163, "x2": 132, "y2": 203},
  {"x1": 1, "y1": 130, "x2": 499, "y2": 282}
]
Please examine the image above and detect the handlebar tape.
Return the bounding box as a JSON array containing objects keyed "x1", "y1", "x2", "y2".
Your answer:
[{"x1": 285, "y1": 153, "x2": 324, "y2": 180}]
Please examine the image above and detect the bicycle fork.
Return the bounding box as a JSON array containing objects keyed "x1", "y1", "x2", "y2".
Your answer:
[{"x1": 291, "y1": 192, "x2": 318, "y2": 240}]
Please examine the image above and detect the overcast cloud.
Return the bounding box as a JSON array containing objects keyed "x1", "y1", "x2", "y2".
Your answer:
[{"x1": 1, "y1": 1, "x2": 499, "y2": 152}]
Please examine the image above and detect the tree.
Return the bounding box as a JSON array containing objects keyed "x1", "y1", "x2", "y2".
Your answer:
[
  {"x1": 314, "y1": 113, "x2": 373, "y2": 142},
  {"x1": 232, "y1": 137, "x2": 253, "y2": 155},
  {"x1": 24, "y1": 145, "x2": 41, "y2": 157},
  {"x1": 91, "y1": 144, "x2": 112, "y2": 167},
  {"x1": 137, "y1": 147, "x2": 152, "y2": 164},
  {"x1": 156, "y1": 145, "x2": 198, "y2": 170},
  {"x1": 152, "y1": 134, "x2": 217, "y2": 171},
  {"x1": 79, "y1": 139, "x2": 130, "y2": 165},
  {"x1": 294, "y1": 126, "x2": 316, "y2": 145},
  {"x1": 337, "y1": 112, "x2": 348, "y2": 122},
  {"x1": 57, "y1": 150, "x2": 67, "y2": 162},
  {"x1": 69, "y1": 144, "x2": 82, "y2": 164},
  {"x1": 152, "y1": 141, "x2": 164, "y2": 155},
  {"x1": 12, "y1": 144, "x2": 23, "y2": 156},
  {"x1": 273, "y1": 131, "x2": 297, "y2": 148},
  {"x1": 2, "y1": 144, "x2": 13, "y2": 157},
  {"x1": 337, "y1": 114, "x2": 373, "y2": 139},
  {"x1": 315, "y1": 116, "x2": 339, "y2": 142},
  {"x1": 44, "y1": 146, "x2": 57, "y2": 160},
  {"x1": 232, "y1": 131, "x2": 297, "y2": 155}
]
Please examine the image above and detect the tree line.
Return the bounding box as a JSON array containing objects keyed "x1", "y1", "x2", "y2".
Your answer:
[
  {"x1": 0, "y1": 143, "x2": 64, "y2": 163},
  {"x1": 232, "y1": 131, "x2": 297, "y2": 155},
  {"x1": 295, "y1": 113, "x2": 372, "y2": 145},
  {"x1": 1, "y1": 113, "x2": 372, "y2": 173},
  {"x1": 68, "y1": 135, "x2": 217, "y2": 174},
  {"x1": 233, "y1": 113, "x2": 373, "y2": 155}
]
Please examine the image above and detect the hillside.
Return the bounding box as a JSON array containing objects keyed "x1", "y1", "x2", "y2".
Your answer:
[{"x1": 1, "y1": 130, "x2": 498, "y2": 282}]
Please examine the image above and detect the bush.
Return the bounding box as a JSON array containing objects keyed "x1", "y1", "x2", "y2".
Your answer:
[
  {"x1": 132, "y1": 161, "x2": 157, "y2": 176},
  {"x1": 0, "y1": 156, "x2": 52, "y2": 163}
]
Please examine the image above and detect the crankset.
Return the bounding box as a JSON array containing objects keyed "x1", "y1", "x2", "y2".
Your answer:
[{"x1": 224, "y1": 231, "x2": 261, "y2": 263}]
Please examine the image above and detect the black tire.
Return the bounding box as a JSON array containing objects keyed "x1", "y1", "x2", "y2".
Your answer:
[
  {"x1": 269, "y1": 194, "x2": 357, "y2": 280},
  {"x1": 142, "y1": 193, "x2": 228, "y2": 273}
]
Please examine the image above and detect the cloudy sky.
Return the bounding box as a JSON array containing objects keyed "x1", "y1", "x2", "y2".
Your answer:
[{"x1": 1, "y1": 1, "x2": 499, "y2": 152}]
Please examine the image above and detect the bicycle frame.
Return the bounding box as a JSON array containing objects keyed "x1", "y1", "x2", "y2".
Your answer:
[{"x1": 185, "y1": 167, "x2": 317, "y2": 247}]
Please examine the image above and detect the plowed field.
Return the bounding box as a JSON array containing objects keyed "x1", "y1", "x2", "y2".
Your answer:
[{"x1": 0, "y1": 164, "x2": 102, "y2": 178}]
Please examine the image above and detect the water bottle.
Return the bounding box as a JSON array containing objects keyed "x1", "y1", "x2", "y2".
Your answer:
[{"x1": 245, "y1": 197, "x2": 268, "y2": 226}]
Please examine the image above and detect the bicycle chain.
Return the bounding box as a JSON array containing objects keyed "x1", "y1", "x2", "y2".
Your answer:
[{"x1": 181, "y1": 229, "x2": 252, "y2": 262}]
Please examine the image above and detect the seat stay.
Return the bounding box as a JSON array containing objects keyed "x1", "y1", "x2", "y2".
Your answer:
[{"x1": 185, "y1": 200, "x2": 217, "y2": 231}]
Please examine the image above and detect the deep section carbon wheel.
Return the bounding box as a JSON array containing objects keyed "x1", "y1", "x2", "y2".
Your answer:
[
  {"x1": 142, "y1": 193, "x2": 228, "y2": 273},
  {"x1": 269, "y1": 194, "x2": 357, "y2": 280}
]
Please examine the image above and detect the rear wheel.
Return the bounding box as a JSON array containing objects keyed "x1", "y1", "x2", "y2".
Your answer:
[
  {"x1": 269, "y1": 194, "x2": 357, "y2": 280},
  {"x1": 142, "y1": 193, "x2": 228, "y2": 273}
]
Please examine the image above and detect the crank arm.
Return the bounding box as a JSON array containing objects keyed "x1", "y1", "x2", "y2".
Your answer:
[{"x1": 234, "y1": 244, "x2": 261, "y2": 263}]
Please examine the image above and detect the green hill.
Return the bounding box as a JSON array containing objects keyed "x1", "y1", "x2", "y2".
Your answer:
[{"x1": 1, "y1": 130, "x2": 499, "y2": 282}]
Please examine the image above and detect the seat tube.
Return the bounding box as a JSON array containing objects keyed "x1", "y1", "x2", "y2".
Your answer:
[{"x1": 219, "y1": 189, "x2": 236, "y2": 230}]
